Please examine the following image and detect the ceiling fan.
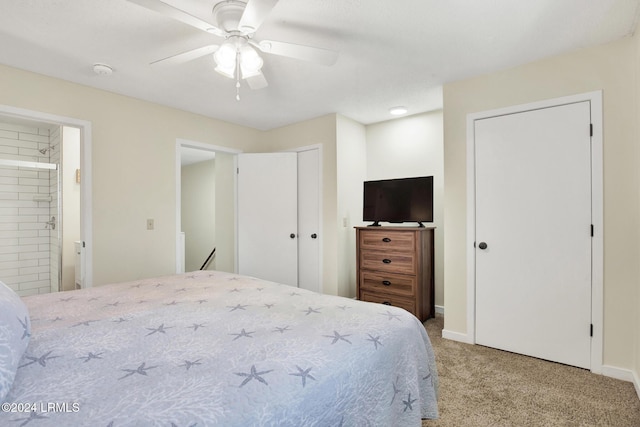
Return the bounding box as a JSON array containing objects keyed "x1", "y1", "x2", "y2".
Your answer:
[{"x1": 128, "y1": 0, "x2": 339, "y2": 99}]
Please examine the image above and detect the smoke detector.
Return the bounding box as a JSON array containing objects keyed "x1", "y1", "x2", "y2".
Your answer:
[{"x1": 93, "y1": 63, "x2": 114, "y2": 75}]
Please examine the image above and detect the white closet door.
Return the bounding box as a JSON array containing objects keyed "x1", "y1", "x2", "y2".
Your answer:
[
  {"x1": 475, "y1": 101, "x2": 592, "y2": 369},
  {"x1": 237, "y1": 153, "x2": 298, "y2": 286},
  {"x1": 297, "y1": 149, "x2": 320, "y2": 293}
]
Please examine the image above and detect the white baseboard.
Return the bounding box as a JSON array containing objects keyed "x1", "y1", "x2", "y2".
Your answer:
[
  {"x1": 601, "y1": 365, "x2": 635, "y2": 382},
  {"x1": 435, "y1": 305, "x2": 444, "y2": 315},
  {"x1": 601, "y1": 365, "x2": 640, "y2": 402},
  {"x1": 442, "y1": 328, "x2": 474, "y2": 344}
]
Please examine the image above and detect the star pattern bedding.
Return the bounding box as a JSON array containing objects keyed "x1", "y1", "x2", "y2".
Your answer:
[{"x1": 1, "y1": 270, "x2": 438, "y2": 426}]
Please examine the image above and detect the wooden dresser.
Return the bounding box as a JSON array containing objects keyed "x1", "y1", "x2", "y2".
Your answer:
[{"x1": 355, "y1": 226, "x2": 435, "y2": 322}]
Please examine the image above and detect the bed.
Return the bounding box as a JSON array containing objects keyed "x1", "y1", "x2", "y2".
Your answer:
[{"x1": 0, "y1": 270, "x2": 438, "y2": 426}]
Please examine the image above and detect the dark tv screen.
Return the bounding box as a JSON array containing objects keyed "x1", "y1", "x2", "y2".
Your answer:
[{"x1": 363, "y1": 176, "x2": 433, "y2": 225}]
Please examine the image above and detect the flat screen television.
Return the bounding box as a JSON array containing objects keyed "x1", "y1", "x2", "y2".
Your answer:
[{"x1": 363, "y1": 176, "x2": 433, "y2": 227}]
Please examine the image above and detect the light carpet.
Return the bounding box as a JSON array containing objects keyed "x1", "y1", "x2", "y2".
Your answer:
[{"x1": 422, "y1": 315, "x2": 640, "y2": 427}]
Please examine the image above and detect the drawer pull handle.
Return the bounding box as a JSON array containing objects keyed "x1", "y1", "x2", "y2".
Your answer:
[
  {"x1": 382, "y1": 280, "x2": 391, "y2": 286},
  {"x1": 382, "y1": 301, "x2": 392, "y2": 305},
  {"x1": 382, "y1": 259, "x2": 392, "y2": 264},
  {"x1": 382, "y1": 237, "x2": 391, "y2": 242}
]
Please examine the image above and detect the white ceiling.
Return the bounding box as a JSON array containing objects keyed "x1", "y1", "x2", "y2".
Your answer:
[
  {"x1": 1, "y1": 0, "x2": 638, "y2": 131},
  {"x1": 181, "y1": 146, "x2": 216, "y2": 166}
]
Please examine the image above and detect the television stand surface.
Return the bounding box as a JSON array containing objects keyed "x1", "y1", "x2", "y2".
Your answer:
[{"x1": 366, "y1": 221, "x2": 426, "y2": 228}]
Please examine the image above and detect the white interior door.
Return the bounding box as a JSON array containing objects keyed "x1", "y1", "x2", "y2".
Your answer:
[
  {"x1": 297, "y1": 149, "x2": 320, "y2": 292},
  {"x1": 474, "y1": 101, "x2": 592, "y2": 369},
  {"x1": 237, "y1": 153, "x2": 298, "y2": 286}
]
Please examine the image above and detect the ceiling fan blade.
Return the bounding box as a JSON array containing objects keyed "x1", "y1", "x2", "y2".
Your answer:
[
  {"x1": 127, "y1": 0, "x2": 226, "y2": 37},
  {"x1": 238, "y1": 0, "x2": 279, "y2": 33},
  {"x1": 244, "y1": 71, "x2": 269, "y2": 90},
  {"x1": 253, "y1": 40, "x2": 338, "y2": 66},
  {"x1": 150, "y1": 44, "x2": 219, "y2": 66}
]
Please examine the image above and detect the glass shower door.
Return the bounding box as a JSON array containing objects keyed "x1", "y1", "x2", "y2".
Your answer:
[{"x1": 0, "y1": 158, "x2": 60, "y2": 295}]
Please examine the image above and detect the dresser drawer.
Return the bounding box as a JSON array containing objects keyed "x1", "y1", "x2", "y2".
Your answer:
[
  {"x1": 360, "y1": 291, "x2": 416, "y2": 315},
  {"x1": 359, "y1": 230, "x2": 415, "y2": 252},
  {"x1": 359, "y1": 249, "x2": 416, "y2": 275},
  {"x1": 360, "y1": 271, "x2": 416, "y2": 297}
]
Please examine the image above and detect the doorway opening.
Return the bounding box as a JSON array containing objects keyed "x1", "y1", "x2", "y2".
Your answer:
[
  {"x1": 0, "y1": 104, "x2": 92, "y2": 292},
  {"x1": 0, "y1": 118, "x2": 82, "y2": 294},
  {"x1": 175, "y1": 139, "x2": 240, "y2": 274}
]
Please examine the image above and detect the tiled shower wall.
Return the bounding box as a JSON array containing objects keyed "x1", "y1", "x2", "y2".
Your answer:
[{"x1": 0, "y1": 121, "x2": 59, "y2": 296}]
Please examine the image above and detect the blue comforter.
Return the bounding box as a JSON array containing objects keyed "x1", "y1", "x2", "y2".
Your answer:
[{"x1": 1, "y1": 271, "x2": 438, "y2": 426}]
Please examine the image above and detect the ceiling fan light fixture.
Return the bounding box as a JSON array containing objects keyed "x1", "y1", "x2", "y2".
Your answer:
[
  {"x1": 240, "y1": 65, "x2": 261, "y2": 79},
  {"x1": 240, "y1": 45, "x2": 263, "y2": 77},
  {"x1": 215, "y1": 64, "x2": 236, "y2": 79},
  {"x1": 214, "y1": 42, "x2": 237, "y2": 69}
]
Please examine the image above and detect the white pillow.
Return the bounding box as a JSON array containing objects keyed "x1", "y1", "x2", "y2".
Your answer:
[{"x1": 0, "y1": 281, "x2": 30, "y2": 403}]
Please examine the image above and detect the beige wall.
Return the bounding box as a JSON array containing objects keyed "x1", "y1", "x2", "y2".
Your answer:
[
  {"x1": 0, "y1": 64, "x2": 261, "y2": 286},
  {"x1": 365, "y1": 111, "x2": 444, "y2": 307},
  {"x1": 181, "y1": 159, "x2": 215, "y2": 272},
  {"x1": 213, "y1": 152, "x2": 237, "y2": 273},
  {"x1": 0, "y1": 64, "x2": 445, "y2": 303},
  {"x1": 61, "y1": 126, "x2": 81, "y2": 291},
  {"x1": 443, "y1": 35, "x2": 638, "y2": 370},
  {"x1": 336, "y1": 115, "x2": 367, "y2": 298},
  {"x1": 0, "y1": 61, "x2": 351, "y2": 298}
]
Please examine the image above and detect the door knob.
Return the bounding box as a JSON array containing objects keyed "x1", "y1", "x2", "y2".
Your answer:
[
  {"x1": 311, "y1": 233, "x2": 317, "y2": 239},
  {"x1": 478, "y1": 242, "x2": 488, "y2": 250},
  {"x1": 290, "y1": 233, "x2": 296, "y2": 239}
]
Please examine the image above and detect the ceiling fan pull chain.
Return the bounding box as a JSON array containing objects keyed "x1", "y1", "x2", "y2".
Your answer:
[{"x1": 235, "y1": 49, "x2": 241, "y2": 101}]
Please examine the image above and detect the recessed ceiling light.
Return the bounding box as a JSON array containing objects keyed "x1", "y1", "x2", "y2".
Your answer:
[
  {"x1": 389, "y1": 106, "x2": 408, "y2": 116},
  {"x1": 93, "y1": 63, "x2": 113, "y2": 75}
]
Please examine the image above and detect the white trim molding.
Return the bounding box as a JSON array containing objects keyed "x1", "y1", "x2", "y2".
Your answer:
[
  {"x1": 442, "y1": 328, "x2": 473, "y2": 344},
  {"x1": 464, "y1": 91, "x2": 604, "y2": 374},
  {"x1": 601, "y1": 365, "x2": 635, "y2": 382}
]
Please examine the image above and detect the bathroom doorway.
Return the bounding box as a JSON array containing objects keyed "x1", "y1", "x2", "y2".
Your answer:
[{"x1": 0, "y1": 117, "x2": 81, "y2": 295}]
